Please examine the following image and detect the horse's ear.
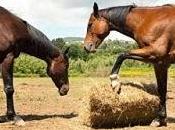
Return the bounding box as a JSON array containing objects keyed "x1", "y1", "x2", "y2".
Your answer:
[
  {"x1": 64, "y1": 47, "x2": 70, "y2": 56},
  {"x1": 93, "y1": 2, "x2": 99, "y2": 18}
]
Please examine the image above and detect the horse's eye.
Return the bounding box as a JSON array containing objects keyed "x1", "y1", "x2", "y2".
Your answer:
[{"x1": 88, "y1": 23, "x2": 92, "y2": 28}]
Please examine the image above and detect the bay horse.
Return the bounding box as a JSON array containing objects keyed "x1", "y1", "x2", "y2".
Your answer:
[
  {"x1": 84, "y1": 2, "x2": 175, "y2": 127},
  {"x1": 0, "y1": 7, "x2": 70, "y2": 124}
]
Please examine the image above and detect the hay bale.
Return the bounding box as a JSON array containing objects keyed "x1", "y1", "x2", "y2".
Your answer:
[{"x1": 79, "y1": 81, "x2": 160, "y2": 128}]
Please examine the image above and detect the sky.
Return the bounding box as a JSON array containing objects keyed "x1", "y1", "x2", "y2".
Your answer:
[{"x1": 0, "y1": 0, "x2": 174, "y2": 41}]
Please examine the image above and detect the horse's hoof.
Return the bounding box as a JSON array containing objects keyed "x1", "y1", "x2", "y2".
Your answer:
[
  {"x1": 110, "y1": 74, "x2": 120, "y2": 89},
  {"x1": 13, "y1": 116, "x2": 25, "y2": 126},
  {"x1": 0, "y1": 116, "x2": 9, "y2": 123},
  {"x1": 110, "y1": 74, "x2": 121, "y2": 94},
  {"x1": 150, "y1": 118, "x2": 167, "y2": 127}
]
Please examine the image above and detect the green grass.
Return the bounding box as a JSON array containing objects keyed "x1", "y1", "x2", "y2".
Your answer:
[
  {"x1": 120, "y1": 66, "x2": 175, "y2": 77},
  {"x1": 12, "y1": 65, "x2": 175, "y2": 78}
]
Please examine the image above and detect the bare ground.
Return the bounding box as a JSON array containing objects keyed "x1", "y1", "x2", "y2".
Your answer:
[{"x1": 0, "y1": 75, "x2": 175, "y2": 130}]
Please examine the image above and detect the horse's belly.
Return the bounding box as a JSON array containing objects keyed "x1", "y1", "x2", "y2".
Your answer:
[
  {"x1": 0, "y1": 40, "x2": 12, "y2": 63},
  {"x1": 0, "y1": 51, "x2": 9, "y2": 63}
]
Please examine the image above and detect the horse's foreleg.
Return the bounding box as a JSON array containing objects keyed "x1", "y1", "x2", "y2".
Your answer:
[
  {"x1": 1, "y1": 53, "x2": 25, "y2": 125},
  {"x1": 110, "y1": 47, "x2": 155, "y2": 91},
  {"x1": 2, "y1": 53, "x2": 15, "y2": 119},
  {"x1": 150, "y1": 64, "x2": 168, "y2": 127},
  {"x1": 111, "y1": 53, "x2": 147, "y2": 74}
]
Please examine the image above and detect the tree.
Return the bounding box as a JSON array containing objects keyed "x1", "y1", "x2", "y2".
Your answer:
[
  {"x1": 52, "y1": 38, "x2": 65, "y2": 49},
  {"x1": 66, "y1": 43, "x2": 88, "y2": 60}
]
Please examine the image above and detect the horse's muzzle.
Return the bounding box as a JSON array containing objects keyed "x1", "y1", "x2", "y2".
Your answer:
[
  {"x1": 84, "y1": 43, "x2": 96, "y2": 53},
  {"x1": 59, "y1": 84, "x2": 69, "y2": 96}
]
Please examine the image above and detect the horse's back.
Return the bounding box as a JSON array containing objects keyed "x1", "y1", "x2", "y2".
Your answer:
[
  {"x1": 132, "y1": 5, "x2": 175, "y2": 42},
  {"x1": 0, "y1": 7, "x2": 29, "y2": 49},
  {"x1": 134, "y1": 5, "x2": 175, "y2": 20}
]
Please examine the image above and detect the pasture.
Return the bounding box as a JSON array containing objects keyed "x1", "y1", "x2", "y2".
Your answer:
[{"x1": 0, "y1": 69, "x2": 175, "y2": 130}]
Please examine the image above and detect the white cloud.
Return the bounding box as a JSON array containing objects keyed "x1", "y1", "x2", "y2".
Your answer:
[
  {"x1": 0, "y1": 0, "x2": 91, "y2": 27},
  {"x1": 0, "y1": 0, "x2": 172, "y2": 40}
]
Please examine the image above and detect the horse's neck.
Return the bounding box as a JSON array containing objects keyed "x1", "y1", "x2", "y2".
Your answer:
[
  {"x1": 21, "y1": 40, "x2": 59, "y2": 62},
  {"x1": 100, "y1": 5, "x2": 135, "y2": 38},
  {"x1": 20, "y1": 24, "x2": 60, "y2": 63}
]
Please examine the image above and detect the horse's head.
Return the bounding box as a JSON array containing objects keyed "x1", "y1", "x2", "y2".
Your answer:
[
  {"x1": 84, "y1": 2, "x2": 110, "y2": 53},
  {"x1": 47, "y1": 47, "x2": 69, "y2": 96}
]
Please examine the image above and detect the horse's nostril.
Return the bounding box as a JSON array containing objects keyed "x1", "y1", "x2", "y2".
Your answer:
[{"x1": 59, "y1": 89, "x2": 68, "y2": 96}]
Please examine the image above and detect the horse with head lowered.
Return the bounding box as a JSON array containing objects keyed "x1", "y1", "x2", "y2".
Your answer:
[{"x1": 0, "y1": 6, "x2": 70, "y2": 124}]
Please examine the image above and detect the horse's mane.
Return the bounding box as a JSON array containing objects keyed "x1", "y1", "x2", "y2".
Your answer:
[
  {"x1": 25, "y1": 21, "x2": 51, "y2": 45},
  {"x1": 22, "y1": 21, "x2": 60, "y2": 59},
  {"x1": 99, "y1": 5, "x2": 136, "y2": 36},
  {"x1": 163, "y1": 4, "x2": 173, "y2": 7},
  {"x1": 100, "y1": 5, "x2": 135, "y2": 26}
]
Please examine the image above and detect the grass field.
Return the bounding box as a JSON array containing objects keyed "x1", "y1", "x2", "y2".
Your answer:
[{"x1": 0, "y1": 69, "x2": 175, "y2": 130}]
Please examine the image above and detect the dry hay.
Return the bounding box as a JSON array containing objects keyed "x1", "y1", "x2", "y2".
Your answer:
[{"x1": 79, "y1": 81, "x2": 160, "y2": 128}]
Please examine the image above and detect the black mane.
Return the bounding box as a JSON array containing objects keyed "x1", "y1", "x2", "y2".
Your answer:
[
  {"x1": 21, "y1": 21, "x2": 60, "y2": 61},
  {"x1": 99, "y1": 5, "x2": 136, "y2": 37}
]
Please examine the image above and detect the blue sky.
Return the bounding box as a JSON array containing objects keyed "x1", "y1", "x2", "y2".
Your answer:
[{"x1": 0, "y1": 0, "x2": 174, "y2": 41}]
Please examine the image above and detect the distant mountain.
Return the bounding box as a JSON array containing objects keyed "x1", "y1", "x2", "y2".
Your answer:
[{"x1": 63, "y1": 37, "x2": 83, "y2": 42}]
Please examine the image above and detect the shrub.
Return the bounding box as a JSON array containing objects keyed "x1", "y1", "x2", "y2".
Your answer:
[
  {"x1": 11, "y1": 39, "x2": 152, "y2": 77},
  {"x1": 14, "y1": 54, "x2": 47, "y2": 77}
]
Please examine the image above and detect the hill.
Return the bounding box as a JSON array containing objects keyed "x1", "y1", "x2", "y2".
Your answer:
[{"x1": 64, "y1": 37, "x2": 83, "y2": 42}]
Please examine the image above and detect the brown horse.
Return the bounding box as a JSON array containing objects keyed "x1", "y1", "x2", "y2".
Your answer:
[
  {"x1": 0, "y1": 7, "x2": 69, "y2": 124},
  {"x1": 84, "y1": 2, "x2": 175, "y2": 127}
]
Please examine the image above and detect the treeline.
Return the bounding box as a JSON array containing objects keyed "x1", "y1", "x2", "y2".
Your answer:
[{"x1": 11, "y1": 38, "x2": 153, "y2": 77}]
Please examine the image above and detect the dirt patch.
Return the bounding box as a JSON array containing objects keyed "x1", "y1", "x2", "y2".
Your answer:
[{"x1": 0, "y1": 77, "x2": 174, "y2": 130}]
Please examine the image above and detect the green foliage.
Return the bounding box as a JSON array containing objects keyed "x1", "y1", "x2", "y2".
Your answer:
[
  {"x1": 14, "y1": 54, "x2": 47, "y2": 77},
  {"x1": 99, "y1": 40, "x2": 137, "y2": 54},
  {"x1": 12, "y1": 39, "x2": 153, "y2": 77},
  {"x1": 52, "y1": 38, "x2": 65, "y2": 49},
  {"x1": 65, "y1": 43, "x2": 88, "y2": 60}
]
